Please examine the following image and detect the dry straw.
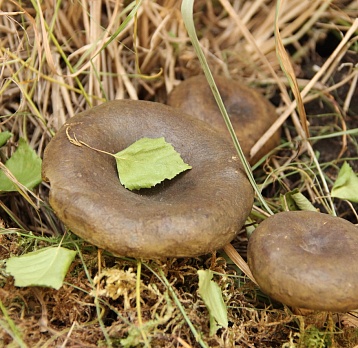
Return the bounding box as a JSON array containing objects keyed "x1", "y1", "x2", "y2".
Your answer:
[{"x1": 0, "y1": 0, "x2": 357, "y2": 346}]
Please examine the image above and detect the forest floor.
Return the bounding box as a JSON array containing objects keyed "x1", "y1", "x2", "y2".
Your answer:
[{"x1": 0, "y1": 0, "x2": 357, "y2": 347}]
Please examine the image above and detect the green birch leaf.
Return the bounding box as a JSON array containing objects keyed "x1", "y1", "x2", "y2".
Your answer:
[
  {"x1": 331, "y1": 162, "x2": 358, "y2": 203},
  {"x1": 280, "y1": 189, "x2": 300, "y2": 211},
  {"x1": 0, "y1": 131, "x2": 13, "y2": 147},
  {"x1": 291, "y1": 192, "x2": 317, "y2": 212},
  {"x1": 280, "y1": 189, "x2": 316, "y2": 212},
  {"x1": 115, "y1": 137, "x2": 192, "y2": 191},
  {"x1": 6, "y1": 247, "x2": 77, "y2": 290},
  {"x1": 198, "y1": 270, "x2": 228, "y2": 336},
  {"x1": 0, "y1": 138, "x2": 42, "y2": 191}
]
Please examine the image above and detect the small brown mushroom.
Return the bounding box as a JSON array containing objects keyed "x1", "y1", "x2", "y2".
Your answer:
[
  {"x1": 247, "y1": 211, "x2": 358, "y2": 312},
  {"x1": 167, "y1": 75, "x2": 281, "y2": 164},
  {"x1": 42, "y1": 100, "x2": 254, "y2": 258}
]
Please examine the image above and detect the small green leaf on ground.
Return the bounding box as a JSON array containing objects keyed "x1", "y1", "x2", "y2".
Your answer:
[
  {"x1": 280, "y1": 188, "x2": 316, "y2": 212},
  {"x1": 198, "y1": 270, "x2": 228, "y2": 336},
  {"x1": 0, "y1": 138, "x2": 42, "y2": 192},
  {"x1": 115, "y1": 137, "x2": 192, "y2": 190},
  {"x1": 6, "y1": 247, "x2": 77, "y2": 290},
  {"x1": 291, "y1": 191, "x2": 316, "y2": 211},
  {"x1": 331, "y1": 162, "x2": 358, "y2": 203},
  {"x1": 0, "y1": 131, "x2": 13, "y2": 147}
]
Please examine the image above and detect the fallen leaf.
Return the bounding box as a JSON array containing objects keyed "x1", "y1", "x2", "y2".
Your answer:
[
  {"x1": 115, "y1": 137, "x2": 191, "y2": 190},
  {"x1": 6, "y1": 247, "x2": 76, "y2": 290}
]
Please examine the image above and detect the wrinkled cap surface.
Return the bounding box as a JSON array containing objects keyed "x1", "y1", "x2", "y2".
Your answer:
[
  {"x1": 167, "y1": 75, "x2": 281, "y2": 164},
  {"x1": 248, "y1": 211, "x2": 358, "y2": 312},
  {"x1": 42, "y1": 100, "x2": 254, "y2": 258}
]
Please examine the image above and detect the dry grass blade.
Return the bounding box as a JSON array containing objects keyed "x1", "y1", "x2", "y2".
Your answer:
[
  {"x1": 275, "y1": 0, "x2": 310, "y2": 139},
  {"x1": 33, "y1": 0, "x2": 59, "y2": 75},
  {"x1": 181, "y1": 0, "x2": 274, "y2": 216},
  {"x1": 251, "y1": 6, "x2": 358, "y2": 160},
  {"x1": 223, "y1": 244, "x2": 258, "y2": 286},
  {"x1": 0, "y1": 299, "x2": 27, "y2": 348},
  {"x1": 0, "y1": 0, "x2": 357, "y2": 346},
  {"x1": 0, "y1": 162, "x2": 41, "y2": 210},
  {"x1": 218, "y1": 0, "x2": 287, "y2": 161}
]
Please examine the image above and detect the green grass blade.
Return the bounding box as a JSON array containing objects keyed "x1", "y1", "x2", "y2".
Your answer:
[
  {"x1": 96, "y1": 0, "x2": 143, "y2": 56},
  {"x1": 0, "y1": 299, "x2": 27, "y2": 348},
  {"x1": 181, "y1": 0, "x2": 273, "y2": 215}
]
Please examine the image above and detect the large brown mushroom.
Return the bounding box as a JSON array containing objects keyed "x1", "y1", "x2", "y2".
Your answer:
[
  {"x1": 167, "y1": 75, "x2": 281, "y2": 164},
  {"x1": 248, "y1": 211, "x2": 358, "y2": 312},
  {"x1": 42, "y1": 100, "x2": 254, "y2": 258}
]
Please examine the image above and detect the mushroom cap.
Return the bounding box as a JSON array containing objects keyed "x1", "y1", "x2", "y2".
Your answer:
[
  {"x1": 167, "y1": 75, "x2": 281, "y2": 164},
  {"x1": 42, "y1": 100, "x2": 254, "y2": 258},
  {"x1": 248, "y1": 211, "x2": 358, "y2": 312}
]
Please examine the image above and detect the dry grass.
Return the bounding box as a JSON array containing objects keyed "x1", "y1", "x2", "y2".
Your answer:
[{"x1": 0, "y1": 0, "x2": 357, "y2": 347}]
